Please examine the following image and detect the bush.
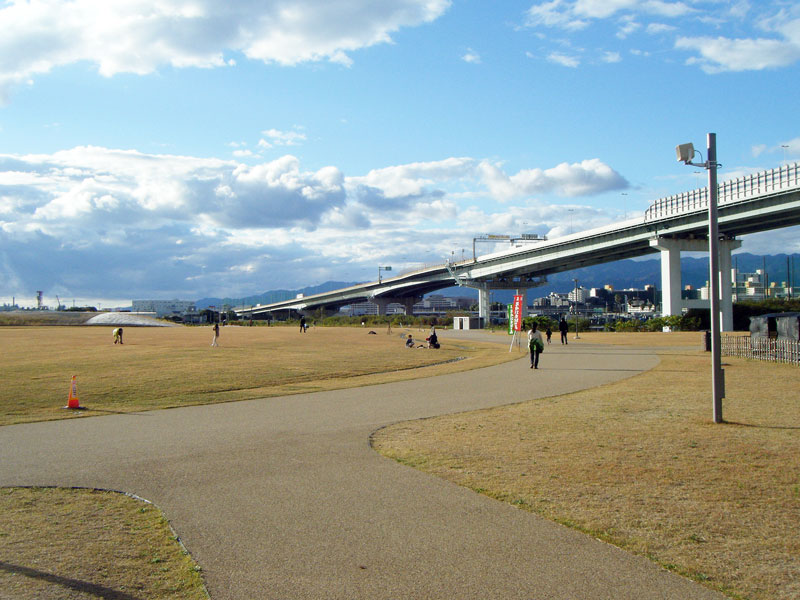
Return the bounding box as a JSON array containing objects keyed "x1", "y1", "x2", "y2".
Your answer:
[{"x1": 522, "y1": 316, "x2": 556, "y2": 331}]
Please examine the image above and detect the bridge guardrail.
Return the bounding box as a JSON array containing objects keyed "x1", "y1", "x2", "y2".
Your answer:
[{"x1": 645, "y1": 162, "x2": 800, "y2": 221}]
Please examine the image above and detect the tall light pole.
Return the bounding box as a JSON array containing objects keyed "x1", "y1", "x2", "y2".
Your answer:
[
  {"x1": 677, "y1": 133, "x2": 724, "y2": 423},
  {"x1": 378, "y1": 265, "x2": 392, "y2": 283}
]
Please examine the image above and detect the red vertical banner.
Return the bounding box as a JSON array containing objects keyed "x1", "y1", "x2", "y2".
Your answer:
[{"x1": 512, "y1": 294, "x2": 523, "y2": 332}]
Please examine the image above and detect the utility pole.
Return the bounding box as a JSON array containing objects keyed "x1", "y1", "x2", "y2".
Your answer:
[
  {"x1": 706, "y1": 133, "x2": 724, "y2": 423},
  {"x1": 676, "y1": 133, "x2": 724, "y2": 423}
]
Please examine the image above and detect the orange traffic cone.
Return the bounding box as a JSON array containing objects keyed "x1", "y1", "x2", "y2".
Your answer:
[{"x1": 65, "y1": 375, "x2": 84, "y2": 409}]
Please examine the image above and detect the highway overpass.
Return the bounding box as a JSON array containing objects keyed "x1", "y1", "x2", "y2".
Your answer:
[{"x1": 236, "y1": 162, "x2": 800, "y2": 327}]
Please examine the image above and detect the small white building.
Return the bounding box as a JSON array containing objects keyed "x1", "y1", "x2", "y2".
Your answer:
[{"x1": 453, "y1": 316, "x2": 483, "y2": 330}]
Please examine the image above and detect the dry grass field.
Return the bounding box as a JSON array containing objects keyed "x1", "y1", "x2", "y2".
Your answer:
[
  {"x1": 5, "y1": 327, "x2": 798, "y2": 599},
  {"x1": 373, "y1": 332, "x2": 800, "y2": 600},
  {"x1": 0, "y1": 324, "x2": 515, "y2": 426},
  {"x1": 0, "y1": 323, "x2": 515, "y2": 599},
  {"x1": 0, "y1": 487, "x2": 207, "y2": 600}
]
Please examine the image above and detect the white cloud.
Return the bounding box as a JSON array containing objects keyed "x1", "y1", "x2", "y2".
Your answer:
[
  {"x1": 0, "y1": 147, "x2": 629, "y2": 300},
  {"x1": 750, "y1": 138, "x2": 800, "y2": 160},
  {"x1": 601, "y1": 51, "x2": 622, "y2": 63},
  {"x1": 646, "y1": 22, "x2": 676, "y2": 34},
  {"x1": 526, "y1": 0, "x2": 692, "y2": 27},
  {"x1": 260, "y1": 128, "x2": 308, "y2": 147},
  {"x1": 616, "y1": 17, "x2": 641, "y2": 39},
  {"x1": 675, "y1": 35, "x2": 800, "y2": 72},
  {"x1": 462, "y1": 48, "x2": 482, "y2": 64},
  {"x1": 728, "y1": 1, "x2": 751, "y2": 20},
  {"x1": 526, "y1": 0, "x2": 589, "y2": 30},
  {"x1": 523, "y1": 0, "x2": 800, "y2": 73},
  {"x1": 0, "y1": 0, "x2": 451, "y2": 102},
  {"x1": 547, "y1": 52, "x2": 581, "y2": 67},
  {"x1": 677, "y1": 6, "x2": 800, "y2": 72},
  {"x1": 479, "y1": 158, "x2": 629, "y2": 200}
]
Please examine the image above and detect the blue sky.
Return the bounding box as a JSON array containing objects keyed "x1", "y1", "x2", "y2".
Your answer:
[{"x1": 1, "y1": 0, "x2": 799, "y2": 307}]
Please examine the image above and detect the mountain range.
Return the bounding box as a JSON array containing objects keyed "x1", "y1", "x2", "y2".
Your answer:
[{"x1": 196, "y1": 253, "x2": 800, "y2": 309}]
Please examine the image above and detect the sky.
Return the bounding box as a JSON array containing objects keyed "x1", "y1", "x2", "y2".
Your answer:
[{"x1": 2, "y1": 0, "x2": 800, "y2": 308}]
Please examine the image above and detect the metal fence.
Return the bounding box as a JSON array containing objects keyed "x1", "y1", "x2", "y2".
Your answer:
[
  {"x1": 721, "y1": 334, "x2": 800, "y2": 365},
  {"x1": 645, "y1": 162, "x2": 800, "y2": 221}
]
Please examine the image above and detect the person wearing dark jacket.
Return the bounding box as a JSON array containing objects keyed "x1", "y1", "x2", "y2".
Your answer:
[{"x1": 559, "y1": 317, "x2": 569, "y2": 344}]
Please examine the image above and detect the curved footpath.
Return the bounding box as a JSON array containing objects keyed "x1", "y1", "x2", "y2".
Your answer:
[{"x1": 0, "y1": 331, "x2": 725, "y2": 600}]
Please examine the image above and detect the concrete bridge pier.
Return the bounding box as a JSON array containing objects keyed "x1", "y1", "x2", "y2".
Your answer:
[
  {"x1": 372, "y1": 297, "x2": 390, "y2": 316},
  {"x1": 718, "y1": 238, "x2": 741, "y2": 331},
  {"x1": 515, "y1": 288, "x2": 528, "y2": 317},
  {"x1": 399, "y1": 296, "x2": 422, "y2": 316},
  {"x1": 650, "y1": 236, "x2": 741, "y2": 331},
  {"x1": 478, "y1": 285, "x2": 490, "y2": 324}
]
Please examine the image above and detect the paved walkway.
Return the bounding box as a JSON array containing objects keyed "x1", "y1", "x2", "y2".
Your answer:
[{"x1": 0, "y1": 332, "x2": 725, "y2": 599}]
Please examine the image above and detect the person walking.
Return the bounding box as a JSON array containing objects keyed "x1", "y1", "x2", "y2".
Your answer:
[
  {"x1": 545, "y1": 326, "x2": 552, "y2": 344},
  {"x1": 559, "y1": 317, "x2": 569, "y2": 345},
  {"x1": 300, "y1": 316, "x2": 306, "y2": 333},
  {"x1": 211, "y1": 322, "x2": 219, "y2": 347},
  {"x1": 527, "y1": 323, "x2": 544, "y2": 369}
]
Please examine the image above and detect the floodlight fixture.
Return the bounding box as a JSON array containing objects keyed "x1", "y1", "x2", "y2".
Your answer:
[{"x1": 676, "y1": 142, "x2": 708, "y2": 168}]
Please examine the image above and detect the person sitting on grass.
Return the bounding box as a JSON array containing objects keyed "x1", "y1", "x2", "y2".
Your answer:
[
  {"x1": 406, "y1": 334, "x2": 415, "y2": 348},
  {"x1": 427, "y1": 329, "x2": 439, "y2": 349}
]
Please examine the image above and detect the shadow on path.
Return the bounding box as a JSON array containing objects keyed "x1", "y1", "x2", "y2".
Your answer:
[{"x1": 0, "y1": 561, "x2": 143, "y2": 600}]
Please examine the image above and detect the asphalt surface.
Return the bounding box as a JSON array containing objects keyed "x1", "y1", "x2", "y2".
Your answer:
[{"x1": 0, "y1": 331, "x2": 726, "y2": 599}]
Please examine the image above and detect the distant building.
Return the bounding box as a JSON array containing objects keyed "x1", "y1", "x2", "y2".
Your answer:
[
  {"x1": 413, "y1": 294, "x2": 471, "y2": 314},
  {"x1": 132, "y1": 299, "x2": 196, "y2": 318},
  {"x1": 727, "y1": 268, "x2": 793, "y2": 301},
  {"x1": 568, "y1": 286, "x2": 588, "y2": 304},
  {"x1": 682, "y1": 285, "x2": 701, "y2": 300}
]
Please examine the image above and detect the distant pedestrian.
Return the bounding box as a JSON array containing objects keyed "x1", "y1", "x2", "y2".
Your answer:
[
  {"x1": 545, "y1": 326, "x2": 552, "y2": 344},
  {"x1": 300, "y1": 316, "x2": 306, "y2": 333},
  {"x1": 211, "y1": 322, "x2": 219, "y2": 347},
  {"x1": 113, "y1": 327, "x2": 123, "y2": 344},
  {"x1": 528, "y1": 323, "x2": 544, "y2": 369},
  {"x1": 559, "y1": 317, "x2": 569, "y2": 345}
]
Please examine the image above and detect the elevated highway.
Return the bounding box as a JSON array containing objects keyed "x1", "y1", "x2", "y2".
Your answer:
[{"x1": 236, "y1": 162, "x2": 800, "y2": 323}]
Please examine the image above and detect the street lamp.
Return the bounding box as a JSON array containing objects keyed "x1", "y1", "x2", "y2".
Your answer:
[
  {"x1": 676, "y1": 133, "x2": 724, "y2": 423},
  {"x1": 378, "y1": 265, "x2": 392, "y2": 283}
]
